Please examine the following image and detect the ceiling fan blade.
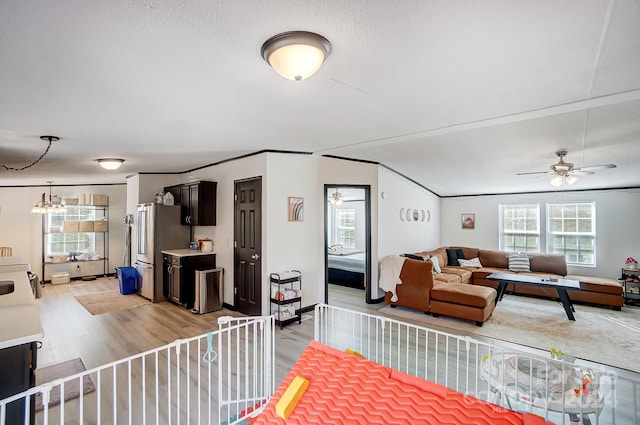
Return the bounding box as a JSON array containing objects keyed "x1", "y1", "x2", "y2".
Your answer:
[
  {"x1": 575, "y1": 164, "x2": 617, "y2": 172},
  {"x1": 516, "y1": 171, "x2": 553, "y2": 176},
  {"x1": 568, "y1": 170, "x2": 594, "y2": 176}
]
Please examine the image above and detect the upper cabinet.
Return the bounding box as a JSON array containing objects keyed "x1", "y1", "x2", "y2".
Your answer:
[{"x1": 179, "y1": 181, "x2": 217, "y2": 226}]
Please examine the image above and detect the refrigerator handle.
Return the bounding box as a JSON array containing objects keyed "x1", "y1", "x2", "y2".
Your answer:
[{"x1": 138, "y1": 208, "x2": 146, "y2": 255}]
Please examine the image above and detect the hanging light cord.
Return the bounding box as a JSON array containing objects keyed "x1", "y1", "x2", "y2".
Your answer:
[{"x1": 1, "y1": 136, "x2": 57, "y2": 171}]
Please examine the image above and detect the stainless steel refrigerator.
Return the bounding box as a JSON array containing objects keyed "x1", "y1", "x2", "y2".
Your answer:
[{"x1": 134, "y1": 203, "x2": 190, "y2": 302}]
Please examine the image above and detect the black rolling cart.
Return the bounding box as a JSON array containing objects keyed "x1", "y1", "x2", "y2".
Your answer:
[{"x1": 270, "y1": 270, "x2": 302, "y2": 329}]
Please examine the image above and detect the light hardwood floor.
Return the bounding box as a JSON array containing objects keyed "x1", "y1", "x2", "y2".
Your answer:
[{"x1": 35, "y1": 277, "x2": 379, "y2": 383}]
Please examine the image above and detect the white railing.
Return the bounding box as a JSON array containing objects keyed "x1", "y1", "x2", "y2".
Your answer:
[
  {"x1": 0, "y1": 315, "x2": 275, "y2": 425},
  {"x1": 314, "y1": 304, "x2": 640, "y2": 425}
]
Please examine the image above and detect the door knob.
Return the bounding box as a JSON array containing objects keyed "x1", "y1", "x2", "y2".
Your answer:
[{"x1": 252, "y1": 254, "x2": 260, "y2": 260}]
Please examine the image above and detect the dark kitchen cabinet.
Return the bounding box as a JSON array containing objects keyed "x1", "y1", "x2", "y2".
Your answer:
[
  {"x1": 163, "y1": 253, "x2": 215, "y2": 309},
  {"x1": 163, "y1": 184, "x2": 183, "y2": 205},
  {"x1": 0, "y1": 341, "x2": 38, "y2": 425},
  {"x1": 180, "y1": 181, "x2": 217, "y2": 226}
]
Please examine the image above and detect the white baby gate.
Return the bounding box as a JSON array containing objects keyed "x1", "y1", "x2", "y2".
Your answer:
[
  {"x1": 314, "y1": 304, "x2": 640, "y2": 425},
  {"x1": 0, "y1": 315, "x2": 275, "y2": 425},
  {"x1": 1, "y1": 305, "x2": 639, "y2": 425}
]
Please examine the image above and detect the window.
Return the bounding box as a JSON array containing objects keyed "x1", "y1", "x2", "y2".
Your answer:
[
  {"x1": 335, "y1": 209, "x2": 356, "y2": 249},
  {"x1": 47, "y1": 207, "x2": 98, "y2": 257},
  {"x1": 547, "y1": 202, "x2": 595, "y2": 266},
  {"x1": 499, "y1": 204, "x2": 540, "y2": 252}
]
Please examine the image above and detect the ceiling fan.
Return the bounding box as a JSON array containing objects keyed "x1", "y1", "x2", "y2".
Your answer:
[{"x1": 517, "y1": 150, "x2": 616, "y2": 187}]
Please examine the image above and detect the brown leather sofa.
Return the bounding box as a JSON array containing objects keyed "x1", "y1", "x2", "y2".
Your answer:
[
  {"x1": 384, "y1": 258, "x2": 497, "y2": 326},
  {"x1": 407, "y1": 246, "x2": 623, "y2": 310}
]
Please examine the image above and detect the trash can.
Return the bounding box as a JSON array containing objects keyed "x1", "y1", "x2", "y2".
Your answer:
[
  {"x1": 193, "y1": 268, "x2": 223, "y2": 314},
  {"x1": 116, "y1": 266, "x2": 138, "y2": 295}
]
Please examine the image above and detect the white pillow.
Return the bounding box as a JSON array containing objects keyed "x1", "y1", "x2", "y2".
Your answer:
[
  {"x1": 508, "y1": 254, "x2": 531, "y2": 272},
  {"x1": 458, "y1": 257, "x2": 483, "y2": 268},
  {"x1": 428, "y1": 256, "x2": 441, "y2": 274}
]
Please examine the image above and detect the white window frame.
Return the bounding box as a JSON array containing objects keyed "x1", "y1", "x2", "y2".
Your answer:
[
  {"x1": 335, "y1": 208, "x2": 356, "y2": 250},
  {"x1": 46, "y1": 207, "x2": 98, "y2": 257},
  {"x1": 546, "y1": 202, "x2": 596, "y2": 266},
  {"x1": 499, "y1": 204, "x2": 540, "y2": 253}
]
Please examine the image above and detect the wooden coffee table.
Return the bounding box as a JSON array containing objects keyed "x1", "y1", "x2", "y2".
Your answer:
[{"x1": 487, "y1": 272, "x2": 581, "y2": 320}]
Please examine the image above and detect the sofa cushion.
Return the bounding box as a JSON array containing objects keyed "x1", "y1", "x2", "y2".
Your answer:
[
  {"x1": 431, "y1": 283, "x2": 496, "y2": 308},
  {"x1": 529, "y1": 253, "x2": 567, "y2": 276},
  {"x1": 478, "y1": 250, "x2": 510, "y2": 269},
  {"x1": 440, "y1": 267, "x2": 473, "y2": 283},
  {"x1": 565, "y1": 275, "x2": 623, "y2": 295},
  {"x1": 402, "y1": 253, "x2": 425, "y2": 261},
  {"x1": 446, "y1": 248, "x2": 464, "y2": 266},
  {"x1": 450, "y1": 246, "x2": 479, "y2": 260},
  {"x1": 434, "y1": 273, "x2": 461, "y2": 284}
]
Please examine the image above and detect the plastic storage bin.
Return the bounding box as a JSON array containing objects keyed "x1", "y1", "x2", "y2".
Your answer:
[
  {"x1": 116, "y1": 267, "x2": 138, "y2": 295},
  {"x1": 51, "y1": 272, "x2": 70, "y2": 284}
]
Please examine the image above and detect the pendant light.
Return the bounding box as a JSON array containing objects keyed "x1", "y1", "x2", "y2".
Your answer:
[
  {"x1": 2, "y1": 136, "x2": 59, "y2": 172},
  {"x1": 31, "y1": 181, "x2": 66, "y2": 214}
]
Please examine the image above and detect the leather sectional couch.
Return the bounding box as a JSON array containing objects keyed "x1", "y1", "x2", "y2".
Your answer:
[{"x1": 383, "y1": 246, "x2": 624, "y2": 325}]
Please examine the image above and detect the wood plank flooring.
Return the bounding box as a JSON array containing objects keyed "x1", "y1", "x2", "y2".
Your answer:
[{"x1": 36, "y1": 278, "x2": 381, "y2": 383}]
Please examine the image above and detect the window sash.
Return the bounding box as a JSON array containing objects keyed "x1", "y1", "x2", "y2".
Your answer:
[
  {"x1": 46, "y1": 207, "x2": 99, "y2": 257},
  {"x1": 546, "y1": 203, "x2": 595, "y2": 266},
  {"x1": 335, "y1": 209, "x2": 356, "y2": 249},
  {"x1": 499, "y1": 204, "x2": 540, "y2": 252}
]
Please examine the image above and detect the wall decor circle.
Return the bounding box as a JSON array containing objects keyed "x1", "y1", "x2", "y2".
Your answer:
[
  {"x1": 406, "y1": 208, "x2": 412, "y2": 222},
  {"x1": 413, "y1": 209, "x2": 419, "y2": 221},
  {"x1": 399, "y1": 208, "x2": 405, "y2": 222}
]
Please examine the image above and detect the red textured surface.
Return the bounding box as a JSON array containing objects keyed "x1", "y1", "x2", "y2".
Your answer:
[{"x1": 251, "y1": 340, "x2": 553, "y2": 425}]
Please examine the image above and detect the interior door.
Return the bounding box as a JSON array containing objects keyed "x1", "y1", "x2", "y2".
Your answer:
[{"x1": 234, "y1": 177, "x2": 262, "y2": 316}]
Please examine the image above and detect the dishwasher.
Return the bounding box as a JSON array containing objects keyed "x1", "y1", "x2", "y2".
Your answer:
[{"x1": 192, "y1": 268, "x2": 223, "y2": 314}]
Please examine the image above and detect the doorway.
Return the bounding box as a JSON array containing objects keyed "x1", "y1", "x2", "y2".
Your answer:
[
  {"x1": 324, "y1": 185, "x2": 373, "y2": 304},
  {"x1": 234, "y1": 177, "x2": 262, "y2": 316}
]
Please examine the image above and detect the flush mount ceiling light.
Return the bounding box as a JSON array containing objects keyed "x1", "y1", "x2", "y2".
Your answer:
[
  {"x1": 1, "y1": 135, "x2": 59, "y2": 172},
  {"x1": 96, "y1": 158, "x2": 125, "y2": 170},
  {"x1": 261, "y1": 31, "x2": 331, "y2": 81},
  {"x1": 329, "y1": 189, "x2": 343, "y2": 205},
  {"x1": 31, "y1": 181, "x2": 66, "y2": 214}
]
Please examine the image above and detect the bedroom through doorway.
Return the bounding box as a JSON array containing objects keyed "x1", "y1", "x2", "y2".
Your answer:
[{"x1": 324, "y1": 185, "x2": 372, "y2": 304}]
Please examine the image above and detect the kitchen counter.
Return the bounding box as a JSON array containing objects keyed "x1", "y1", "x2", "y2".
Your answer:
[
  {"x1": 161, "y1": 249, "x2": 216, "y2": 257},
  {"x1": 0, "y1": 271, "x2": 44, "y2": 350}
]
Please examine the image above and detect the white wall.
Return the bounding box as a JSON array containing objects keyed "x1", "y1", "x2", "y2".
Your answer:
[
  {"x1": 0, "y1": 184, "x2": 126, "y2": 279},
  {"x1": 441, "y1": 188, "x2": 640, "y2": 279}
]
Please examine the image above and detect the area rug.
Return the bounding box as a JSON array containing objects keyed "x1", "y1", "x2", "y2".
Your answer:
[
  {"x1": 74, "y1": 289, "x2": 150, "y2": 315},
  {"x1": 380, "y1": 295, "x2": 640, "y2": 374},
  {"x1": 35, "y1": 358, "x2": 95, "y2": 410}
]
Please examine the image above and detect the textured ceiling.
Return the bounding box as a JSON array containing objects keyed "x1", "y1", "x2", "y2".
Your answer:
[{"x1": 1, "y1": 0, "x2": 639, "y2": 195}]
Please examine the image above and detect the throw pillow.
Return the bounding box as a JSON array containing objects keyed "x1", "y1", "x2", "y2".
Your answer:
[
  {"x1": 445, "y1": 248, "x2": 464, "y2": 266},
  {"x1": 508, "y1": 254, "x2": 531, "y2": 272},
  {"x1": 458, "y1": 257, "x2": 483, "y2": 268},
  {"x1": 428, "y1": 255, "x2": 442, "y2": 274},
  {"x1": 402, "y1": 253, "x2": 425, "y2": 261}
]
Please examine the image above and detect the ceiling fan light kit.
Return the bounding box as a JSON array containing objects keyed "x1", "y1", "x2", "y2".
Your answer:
[
  {"x1": 261, "y1": 31, "x2": 331, "y2": 81},
  {"x1": 329, "y1": 190, "x2": 343, "y2": 205}
]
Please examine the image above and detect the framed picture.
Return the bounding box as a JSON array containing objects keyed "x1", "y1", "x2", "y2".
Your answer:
[
  {"x1": 461, "y1": 213, "x2": 475, "y2": 229},
  {"x1": 288, "y1": 197, "x2": 304, "y2": 222}
]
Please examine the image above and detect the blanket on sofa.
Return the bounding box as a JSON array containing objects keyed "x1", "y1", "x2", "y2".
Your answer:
[{"x1": 379, "y1": 255, "x2": 405, "y2": 302}]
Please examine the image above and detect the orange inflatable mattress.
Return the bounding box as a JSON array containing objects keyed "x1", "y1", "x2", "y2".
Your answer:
[{"x1": 248, "y1": 340, "x2": 552, "y2": 425}]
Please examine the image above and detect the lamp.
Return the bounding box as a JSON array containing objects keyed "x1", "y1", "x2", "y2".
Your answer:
[
  {"x1": 96, "y1": 158, "x2": 125, "y2": 170},
  {"x1": 31, "y1": 181, "x2": 66, "y2": 214},
  {"x1": 550, "y1": 175, "x2": 563, "y2": 187},
  {"x1": 261, "y1": 31, "x2": 331, "y2": 81},
  {"x1": 329, "y1": 190, "x2": 343, "y2": 205},
  {"x1": 1, "y1": 136, "x2": 59, "y2": 171}
]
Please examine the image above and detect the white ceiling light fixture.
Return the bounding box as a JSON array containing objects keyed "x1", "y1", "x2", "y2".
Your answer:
[
  {"x1": 96, "y1": 158, "x2": 125, "y2": 170},
  {"x1": 31, "y1": 181, "x2": 66, "y2": 214},
  {"x1": 261, "y1": 31, "x2": 331, "y2": 81},
  {"x1": 329, "y1": 189, "x2": 343, "y2": 205}
]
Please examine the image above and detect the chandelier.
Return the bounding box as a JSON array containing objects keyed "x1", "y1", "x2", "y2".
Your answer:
[
  {"x1": 31, "y1": 181, "x2": 67, "y2": 214},
  {"x1": 328, "y1": 189, "x2": 343, "y2": 205}
]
